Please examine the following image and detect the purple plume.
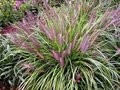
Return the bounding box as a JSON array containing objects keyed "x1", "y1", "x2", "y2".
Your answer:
[
  {"x1": 58, "y1": 34, "x2": 63, "y2": 45},
  {"x1": 51, "y1": 50, "x2": 65, "y2": 67},
  {"x1": 67, "y1": 43, "x2": 72, "y2": 55},
  {"x1": 78, "y1": 35, "x2": 91, "y2": 52},
  {"x1": 88, "y1": 11, "x2": 96, "y2": 26},
  {"x1": 51, "y1": 50, "x2": 59, "y2": 61},
  {"x1": 1, "y1": 25, "x2": 16, "y2": 35},
  {"x1": 59, "y1": 57, "x2": 65, "y2": 67}
]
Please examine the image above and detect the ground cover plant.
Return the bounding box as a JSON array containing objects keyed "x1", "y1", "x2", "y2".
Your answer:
[{"x1": 0, "y1": 0, "x2": 120, "y2": 90}]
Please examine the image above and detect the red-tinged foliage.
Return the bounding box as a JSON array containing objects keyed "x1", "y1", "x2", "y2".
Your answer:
[
  {"x1": 2, "y1": 3, "x2": 120, "y2": 67},
  {"x1": 0, "y1": 25, "x2": 16, "y2": 35}
]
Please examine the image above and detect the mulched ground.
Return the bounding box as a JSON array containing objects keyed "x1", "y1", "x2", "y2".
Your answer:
[
  {"x1": 0, "y1": 81, "x2": 10, "y2": 90},
  {"x1": 0, "y1": 80, "x2": 18, "y2": 90}
]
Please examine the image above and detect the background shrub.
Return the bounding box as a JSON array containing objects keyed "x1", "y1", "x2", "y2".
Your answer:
[{"x1": 0, "y1": 0, "x2": 28, "y2": 28}]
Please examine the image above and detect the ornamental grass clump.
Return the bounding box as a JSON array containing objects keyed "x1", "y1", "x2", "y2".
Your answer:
[{"x1": 3, "y1": 1, "x2": 120, "y2": 90}]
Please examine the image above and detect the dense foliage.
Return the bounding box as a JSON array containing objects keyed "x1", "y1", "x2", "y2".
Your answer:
[
  {"x1": 0, "y1": 0, "x2": 120, "y2": 90},
  {"x1": 0, "y1": 0, "x2": 28, "y2": 28}
]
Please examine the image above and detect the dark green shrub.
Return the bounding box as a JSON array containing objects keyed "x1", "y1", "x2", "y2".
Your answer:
[{"x1": 0, "y1": 0, "x2": 28, "y2": 28}]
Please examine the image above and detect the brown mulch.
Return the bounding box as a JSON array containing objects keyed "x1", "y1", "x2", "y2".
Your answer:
[
  {"x1": 0, "y1": 81, "x2": 18, "y2": 90},
  {"x1": 0, "y1": 81, "x2": 10, "y2": 90}
]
